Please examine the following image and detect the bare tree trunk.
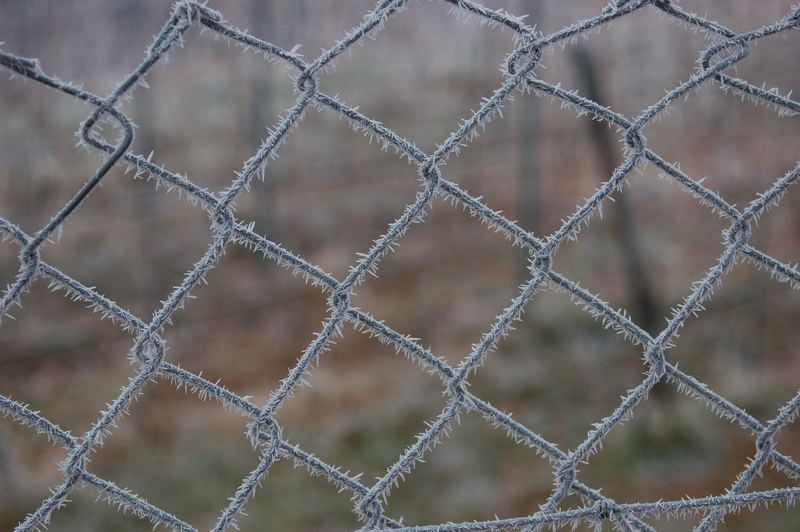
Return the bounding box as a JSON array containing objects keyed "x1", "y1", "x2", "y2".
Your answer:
[
  {"x1": 120, "y1": 0, "x2": 162, "y2": 312},
  {"x1": 248, "y1": 0, "x2": 278, "y2": 243},
  {"x1": 518, "y1": 98, "x2": 540, "y2": 281},
  {"x1": 7, "y1": 2, "x2": 33, "y2": 230},
  {"x1": 517, "y1": 0, "x2": 544, "y2": 282},
  {"x1": 571, "y1": 46, "x2": 659, "y2": 335},
  {"x1": 0, "y1": 424, "x2": 18, "y2": 527}
]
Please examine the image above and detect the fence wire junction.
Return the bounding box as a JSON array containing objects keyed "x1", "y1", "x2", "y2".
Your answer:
[{"x1": 1, "y1": 0, "x2": 800, "y2": 530}]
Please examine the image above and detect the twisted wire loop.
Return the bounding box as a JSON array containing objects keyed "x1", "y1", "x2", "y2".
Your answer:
[{"x1": 0, "y1": 0, "x2": 799, "y2": 530}]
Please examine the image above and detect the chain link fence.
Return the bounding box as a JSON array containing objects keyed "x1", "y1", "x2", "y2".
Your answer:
[{"x1": 1, "y1": 0, "x2": 799, "y2": 530}]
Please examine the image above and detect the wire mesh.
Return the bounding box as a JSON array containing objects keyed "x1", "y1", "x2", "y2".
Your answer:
[{"x1": 1, "y1": 1, "x2": 799, "y2": 530}]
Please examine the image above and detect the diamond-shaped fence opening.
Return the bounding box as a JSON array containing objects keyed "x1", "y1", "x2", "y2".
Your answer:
[
  {"x1": 1, "y1": 1, "x2": 799, "y2": 531},
  {"x1": 467, "y1": 289, "x2": 648, "y2": 450},
  {"x1": 666, "y1": 266, "x2": 800, "y2": 416},
  {"x1": 272, "y1": 327, "x2": 447, "y2": 482},
  {"x1": 85, "y1": 379, "x2": 265, "y2": 530},
  {"x1": 350, "y1": 195, "x2": 530, "y2": 365},
  {"x1": 152, "y1": 243, "x2": 331, "y2": 394},
  {"x1": 381, "y1": 408, "x2": 555, "y2": 525},
  {"x1": 315, "y1": 0, "x2": 520, "y2": 150},
  {"x1": 233, "y1": 105, "x2": 424, "y2": 278},
  {"x1": 549, "y1": 169, "x2": 731, "y2": 327},
  {"x1": 0, "y1": 280, "x2": 137, "y2": 433}
]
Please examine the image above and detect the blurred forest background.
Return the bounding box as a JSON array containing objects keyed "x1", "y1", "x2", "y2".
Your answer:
[{"x1": 1, "y1": 0, "x2": 799, "y2": 530}]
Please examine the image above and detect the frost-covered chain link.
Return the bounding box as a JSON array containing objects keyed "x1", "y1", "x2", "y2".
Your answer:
[{"x1": 1, "y1": 0, "x2": 799, "y2": 531}]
